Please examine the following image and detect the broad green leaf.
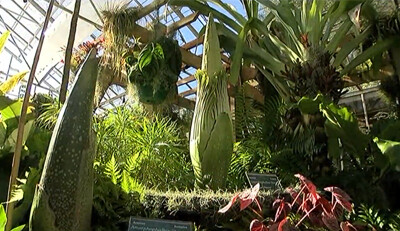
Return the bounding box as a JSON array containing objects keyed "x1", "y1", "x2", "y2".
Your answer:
[
  {"x1": 11, "y1": 225, "x2": 25, "y2": 231},
  {"x1": 323, "y1": 0, "x2": 364, "y2": 41},
  {"x1": 0, "y1": 204, "x2": 6, "y2": 231},
  {"x1": 0, "y1": 31, "x2": 10, "y2": 54},
  {"x1": 170, "y1": 0, "x2": 241, "y2": 33},
  {"x1": 0, "y1": 71, "x2": 28, "y2": 96},
  {"x1": 340, "y1": 36, "x2": 399, "y2": 76},
  {"x1": 297, "y1": 95, "x2": 323, "y2": 114},
  {"x1": 333, "y1": 27, "x2": 372, "y2": 67},
  {"x1": 268, "y1": 33, "x2": 301, "y2": 62},
  {"x1": 326, "y1": 18, "x2": 353, "y2": 53},
  {"x1": 308, "y1": 0, "x2": 325, "y2": 45},
  {"x1": 248, "y1": 43, "x2": 285, "y2": 75},
  {"x1": 301, "y1": 0, "x2": 308, "y2": 29},
  {"x1": 5, "y1": 120, "x2": 34, "y2": 152},
  {"x1": 255, "y1": 64, "x2": 290, "y2": 101},
  {"x1": 138, "y1": 45, "x2": 153, "y2": 71},
  {"x1": 230, "y1": 21, "x2": 250, "y2": 85},
  {"x1": 260, "y1": 0, "x2": 300, "y2": 37},
  {"x1": 263, "y1": 11, "x2": 275, "y2": 24},
  {"x1": 10, "y1": 168, "x2": 41, "y2": 226},
  {"x1": 251, "y1": 19, "x2": 300, "y2": 61},
  {"x1": 0, "y1": 96, "x2": 34, "y2": 136},
  {"x1": 251, "y1": 1, "x2": 259, "y2": 19},
  {"x1": 322, "y1": 102, "x2": 369, "y2": 158},
  {"x1": 257, "y1": 0, "x2": 303, "y2": 55},
  {"x1": 210, "y1": 0, "x2": 246, "y2": 25},
  {"x1": 327, "y1": 136, "x2": 341, "y2": 159},
  {"x1": 374, "y1": 138, "x2": 400, "y2": 172}
]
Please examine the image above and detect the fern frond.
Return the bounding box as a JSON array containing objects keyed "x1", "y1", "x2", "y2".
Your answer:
[
  {"x1": 124, "y1": 153, "x2": 139, "y2": 173},
  {"x1": 120, "y1": 170, "x2": 144, "y2": 195},
  {"x1": 356, "y1": 204, "x2": 387, "y2": 230},
  {"x1": 105, "y1": 155, "x2": 121, "y2": 184},
  {"x1": 259, "y1": 95, "x2": 284, "y2": 139}
]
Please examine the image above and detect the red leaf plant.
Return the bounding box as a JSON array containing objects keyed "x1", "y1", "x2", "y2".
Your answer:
[{"x1": 219, "y1": 173, "x2": 357, "y2": 231}]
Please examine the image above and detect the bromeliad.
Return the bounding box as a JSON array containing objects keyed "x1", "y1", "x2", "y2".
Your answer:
[{"x1": 189, "y1": 13, "x2": 233, "y2": 190}]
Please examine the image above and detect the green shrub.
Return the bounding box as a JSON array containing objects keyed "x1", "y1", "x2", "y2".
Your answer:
[{"x1": 94, "y1": 105, "x2": 194, "y2": 190}]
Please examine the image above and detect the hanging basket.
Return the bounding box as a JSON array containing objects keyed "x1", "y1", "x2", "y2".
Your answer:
[
  {"x1": 135, "y1": 82, "x2": 171, "y2": 105},
  {"x1": 125, "y1": 37, "x2": 182, "y2": 105}
]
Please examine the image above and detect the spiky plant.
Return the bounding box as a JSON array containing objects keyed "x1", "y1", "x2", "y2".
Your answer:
[
  {"x1": 190, "y1": 14, "x2": 233, "y2": 190},
  {"x1": 281, "y1": 47, "x2": 345, "y2": 103}
]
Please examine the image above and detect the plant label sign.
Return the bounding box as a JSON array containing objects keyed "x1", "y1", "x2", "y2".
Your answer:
[
  {"x1": 128, "y1": 217, "x2": 193, "y2": 231},
  {"x1": 246, "y1": 172, "x2": 281, "y2": 190}
]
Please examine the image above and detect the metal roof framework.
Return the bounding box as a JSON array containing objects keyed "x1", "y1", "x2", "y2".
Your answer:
[
  {"x1": 0, "y1": 0, "x2": 397, "y2": 113},
  {"x1": 0, "y1": 0, "x2": 212, "y2": 113}
]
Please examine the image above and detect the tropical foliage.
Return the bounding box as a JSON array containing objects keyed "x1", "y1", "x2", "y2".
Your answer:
[
  {"x1": 1, "y1": 1, "x2": 400, "y2": 231},
  {"x1": 94, "y1": 105, "x2": 193, "y2": 191},
  {"x1": 220, "y1": 174, "x2": 356, "y2": 231}
]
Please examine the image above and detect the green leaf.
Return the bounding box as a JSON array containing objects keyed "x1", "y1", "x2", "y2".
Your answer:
[
  {"x1": 257, "y1": 0, "x2": 300, "y2": 37},
  {"x1": 248, "y1": 43, "x2": 285, "y2": 74},
  {"x1": 322, "y1": 102, "x2": 369, "y2": 158},
  {"x1": 5, "y1": 119, "x2": 34, "y2": 152},
  {"x1": 138, "y1": 45, "x2": 154, "y2": 71},
  {"x1": 11, "y1": 168, "x2": 41, "y2": 226},
  {"x1": 0, "y1": 31, "x2": 10, "y2": 54},
  {"x1": 229, "y1": 21, "x2": 250, "y2": 85},
  {"x1": 340, "y1": 36, "x2": 399, "y2": 76},
  {"x1": 328, "y1": 137, "x2": 341, "y2": 159},
  {"x1": 323, "y1": 0, "x2": 364, "y2": 42},
  {"x1": 0, "y1": 96, "x2": 34, "y2": 139},
  {"x1": 251, "y1": 19, "x2": 300, "y2": 62},
  {"x1": 308, "y1": 0, "x2": 325, "y2": 45},
  {"x1": 374, "y1": 138, "x2": 400, "y2": 172},
  {"x1": 257, "y1": 0, "x2": 303, "y2": 55},
  {"x1": 169, "y1": 0, "x2": 241, "y2": 33},
  {"x1": 297, "y1": 95, "x2": 323, "y2": 114},
  {"x1": 152, "y1": 43, "x2": 164, "y2": 60},
  {"x1": 0, "y1": 122, "x2": 6, "y2": 147},
  {"x1": 326, "y1": 18, "x2": 353, "y2": 53},
  {"x1": 11, "y1": 225, "x2": 25, "y2": 231},
  {"x1": 0, "y1": 204, "x2": 6, "y2": 231},
  {"x1": 333, "y1": 27, "x2": 372, "y2": 67},
  {"x1": 255, "y1": 64, "x2": 290, "y2": 101},
  {"x1": 0, "y1": 71, "x2": 28, "y2": 96},
  {"x1": 210, "y1": 0, "x2": 246, "y2": 25}
]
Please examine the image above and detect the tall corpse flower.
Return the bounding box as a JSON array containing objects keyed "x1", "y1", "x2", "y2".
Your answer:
[{"x1": 189, "y1": 13, "x2": 234, "y2": 189}]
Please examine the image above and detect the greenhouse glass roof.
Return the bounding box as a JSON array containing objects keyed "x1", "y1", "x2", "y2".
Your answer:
[
  {"x1": 0, "y1": 0, "x2": 214, "y2": 112},
  {"x1": 0, "y1": 0, "x2": 397, "y2": 113}
]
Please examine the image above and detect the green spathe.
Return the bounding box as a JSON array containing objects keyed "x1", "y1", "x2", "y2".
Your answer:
[
  {"x1": 29, "y1": 49, "x2": 99, "y2": 231},
  {"x1": 190, "y1": 14, "x2": 233, "y2": 189}
]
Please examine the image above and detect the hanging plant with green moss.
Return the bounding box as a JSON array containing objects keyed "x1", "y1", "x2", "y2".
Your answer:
[{"x1": 125, "y1": 36, "x2": 182, "y2": 105}]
